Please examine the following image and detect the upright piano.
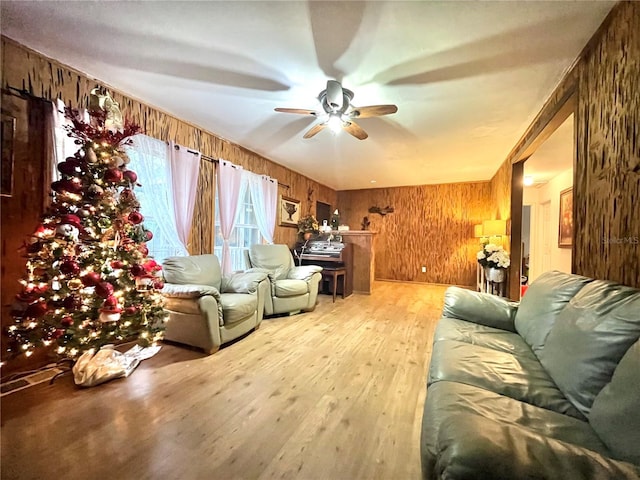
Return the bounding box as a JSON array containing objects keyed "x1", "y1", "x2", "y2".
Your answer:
[{"x1": 293, "y1": 240, "x2": 353, "y2": 298}]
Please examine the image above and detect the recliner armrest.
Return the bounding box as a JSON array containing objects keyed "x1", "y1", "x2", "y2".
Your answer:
[
  {"x1": 221, "y1": 271, "x2": 269, "y2": 294},
  {"x1": 161, "y1": 283, "x2": 221, "y2": 299},
  {"x1": 288, "y1": 265, "x2": 323, "y2": 281},
  {"x1": 443, "y1": 286, "x2": 519, "y2": 332}
]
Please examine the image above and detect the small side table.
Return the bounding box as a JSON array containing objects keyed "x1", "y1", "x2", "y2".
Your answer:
[{"x1": 321, "y1": 267, "x2": 346, "y2": 303}]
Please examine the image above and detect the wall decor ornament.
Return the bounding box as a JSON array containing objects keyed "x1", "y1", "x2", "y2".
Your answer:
[
  {"x1": 279, "y1": 195, "x2": 300, "y2": 227},
  {"x1": 558, "y1": 187, "x2": 573, "y2": 248},
  {"x1": 368, "y1": 205, "x2": 394, "y2": 216}
]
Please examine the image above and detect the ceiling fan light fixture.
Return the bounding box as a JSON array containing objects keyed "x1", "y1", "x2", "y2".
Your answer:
[{"x1": 327, "y1": 114, "x2": 344, "y2": 133}]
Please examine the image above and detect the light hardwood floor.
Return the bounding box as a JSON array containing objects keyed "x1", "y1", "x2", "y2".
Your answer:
[{"x1": 1, "y1": 281, "x2": 448, "y2": 480}]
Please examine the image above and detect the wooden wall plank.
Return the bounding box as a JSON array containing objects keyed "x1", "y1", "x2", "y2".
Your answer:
[
  {"x1": 573, "y1": 2, "x2": 640, "y2": 287},
  {"x1": 337, "y1": 182, "x2": 492, "y2": 286}
]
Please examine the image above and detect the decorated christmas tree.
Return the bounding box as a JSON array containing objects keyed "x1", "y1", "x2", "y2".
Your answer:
[{"x1": 6, "y1": 90, "x2": 166, "y2": 360}]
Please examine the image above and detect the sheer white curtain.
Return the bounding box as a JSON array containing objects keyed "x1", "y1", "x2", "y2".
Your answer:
[
  {"x1": 125, "y1": 135, "x2": 187, "y2": 262},
  {"x1": 51, "y1": 98, "x2": 88, "y2": 180},
  {"x1": 246, "y1": 171, "x2": 278, "y2": 243},
  {"x1": 168, "y1": 142, "x2": 201, "y2": 251},
  {"x1": 217, "y1": 160, "x2": 244, "y2": 275}
]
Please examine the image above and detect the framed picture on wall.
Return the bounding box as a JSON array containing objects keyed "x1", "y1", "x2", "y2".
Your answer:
[
  {"x1": 558, "y1": 187, "x2": 573, "y2": 248},
  {"x1": 279, "y1": 195, "x2": 300, "y2": 227}
]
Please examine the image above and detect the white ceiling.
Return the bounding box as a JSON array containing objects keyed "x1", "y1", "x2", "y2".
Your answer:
[
  {"x1": 1, "y1": 1, "x2": 614, "y2": 191},
  {"x1": 524, "y1": 113, "x2": 574, "y2": 186}
]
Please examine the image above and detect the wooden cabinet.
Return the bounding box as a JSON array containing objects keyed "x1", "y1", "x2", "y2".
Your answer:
[{"x1": 338, "y1": 231, "x2": 375, "y2": 294}]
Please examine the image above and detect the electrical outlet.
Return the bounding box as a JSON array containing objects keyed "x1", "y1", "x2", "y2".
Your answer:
[{"x1": 421, "y1": 266, "x2": 427, "y2": 273}]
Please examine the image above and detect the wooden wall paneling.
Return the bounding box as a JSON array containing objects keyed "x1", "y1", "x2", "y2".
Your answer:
[
  {"x1": 188, "y1": 159, "x2": 215, "y2": 255},
  {"x1": 509, "y1": 162, "x2": 525, "y2": 300},
  {"x1": 573, "y1": 2, "x2": 640, "y2": 287},
  {"x1": 338, "y1": 182, "x2": 492, "y2": 286},
  {"x1": 1, "y1": 94, "x2": 52, "y2": 372}
]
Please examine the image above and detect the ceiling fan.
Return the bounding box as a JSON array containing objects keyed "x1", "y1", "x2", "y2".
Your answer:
[{"x1": 274, "y1": 80, "x2": 398, "y2": 140}]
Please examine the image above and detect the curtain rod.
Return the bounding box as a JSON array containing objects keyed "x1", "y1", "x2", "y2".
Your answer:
[{"x1": 179, "y1": 147, "x2": 290, "y2": 190}]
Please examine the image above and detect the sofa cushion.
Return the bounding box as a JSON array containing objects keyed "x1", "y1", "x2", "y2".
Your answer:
[
  {"x1": 539, "y1": 280, "x2": 640, "y2": 417},
  {"x1": 434, "y1": 317, "x2": 535, "y2": 358},
  {"x1": 421, "y1": 381, "x2": 613, "y2": 480},
  {"x1": 219, "y1": 293, "x2": 257, "y2": 325},
  {"x1": 514, "y1": 271, "x2": 591, "y2": 354},
  {"x1": 274, "y1": 279, "x2": 308, "y2": 297},
  {"x1": 589, "y1": 340, "x2": 640, "y2": 465},
  {"x1": 221, "y1": 271, "x2": 267, "y2": 294},
  {"x1": 425, "y1": 399, "x2": 640, "y2": 480},
  {"x1": 428, "y1": 340, "x2": 583, "y2": 419}
]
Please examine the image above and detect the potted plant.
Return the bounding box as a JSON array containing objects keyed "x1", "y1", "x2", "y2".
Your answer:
[
  {"x1": 297, "y1": 214, "x2": 319, "y2": 240},
  {"x1": 477, "y1": 243, "x2": 510, "y2": 282}
]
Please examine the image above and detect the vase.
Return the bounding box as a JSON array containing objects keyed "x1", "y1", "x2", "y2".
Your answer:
[{"x1": 485, "y1": 266, "x2": 506, "y2": 283}]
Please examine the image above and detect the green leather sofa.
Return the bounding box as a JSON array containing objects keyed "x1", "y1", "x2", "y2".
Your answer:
[{"x1": 421, "y1": 270, "x2": 640, "y2": 479}]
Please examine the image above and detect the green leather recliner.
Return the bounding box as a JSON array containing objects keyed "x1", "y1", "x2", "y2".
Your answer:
[
  {"x1": 161, "y1": 254, "x2": 269, "y2": 354},
  {"x1": 244, "y1": 244, "x2": 322, "y2": 317},
  {"x1": 421, "y1": 270, "x2": 640, "y2": 479}
]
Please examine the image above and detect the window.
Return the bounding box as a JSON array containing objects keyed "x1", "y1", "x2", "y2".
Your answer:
[
  {"x1": 124, "y1": 136, "x2": 186, "y2": 263},
  {"x1": 214, "y1": 185, "x2": 263, "y2": 272}
]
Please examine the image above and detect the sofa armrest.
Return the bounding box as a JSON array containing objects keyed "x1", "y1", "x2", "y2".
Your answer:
[
  {"x1": 161, "y1": 283, "x2": 221, "y2": 299},
  {"x1": 221, "y1": 271, "x2": 269, "y2": 294},
  {"x1": 443, "y1": 286, "x2": 518, "y2": 332},
  {"x1": 288, "y1": 265, "x2": 323, "y2": 281}
]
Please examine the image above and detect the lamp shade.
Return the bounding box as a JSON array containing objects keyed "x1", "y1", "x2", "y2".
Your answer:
[
  {"x1": 482, "y1": 219, "x2": 507, "y2": 236},
  {"x1": 473, "y1": 224, "x2": 484, "y2": 238}
]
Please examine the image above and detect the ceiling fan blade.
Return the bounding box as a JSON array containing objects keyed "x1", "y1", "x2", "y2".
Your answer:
[
  {"x1": 303, "y1": 123, "x2": 326, "y2": 139},
  {"x1": 274, "y1": 108, "x2": 317, "y2": 115},
  {"x1": 343, "y1": 121, "x2": 368, "y2": 140},
  {"x1": 349, "y1": 104, "x2": 398, "y2": 119}
]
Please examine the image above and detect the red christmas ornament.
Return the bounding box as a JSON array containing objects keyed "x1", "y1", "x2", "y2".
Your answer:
[
  {"x1": 52, "y1": 178, "x2": 83, "y2": 194},
  {"x1": 58, "y1": 159, "x2": 86, "y2": 176},
  {"x1": 111, "y1": 260, "x2": 125, "y2": 269},
  {"x1": 128, "y1": 211, "x2": 144, "y2": 225},
  {"x1": 124, "y1": 305, "x2": 138, "y2": 315},
  {"x1": 143, "y1": 259, "x2": 159, "y2": 272},
  {"x1": 24, "y1": 301, "x2": 48, "y2": 318},
  {"x1": 153, "y1": 280, "x2": 165, "y2": 290},
  {"x1": 145, "y1": 230, "x2": 153, "y2": 241},
  {"x1": 95, "y1": 282, "x2": 114, "y2": 298},
  {"x1": 101, "y1": 295, "x2": 122, "y2": 313},
  {"x1": 130, "y1": 264, "x2": 145, "y2": 277},
  {"x1": 123, "y1": 170, "x2": 138, "y2": 183},
  {"x1": 60, "y1": 259, "x2": 80, "y2": 276},
  {"x1": 53, "y1": 329, "x2": 66, "y2": 339},
  {"x1": 61, "y1": 316, "x2": 74, "y2": 327},
  {"x1": 138, "y1": 244, "x2": 149, "y2": 255},
  {"x1": 120, "y1": 188, "x2": 135, "y2": 201},
  {"x1": 104, "y1": 168, "x2": 123, "y2": 183},
  {"x1": 63, "y1": 295, "x2": 82, "y2": 311},
  {"x1": 81, "y1": 271, "x2": 101, "y2": 287},
  {"x1": 60, "y1": 214, "x2": 83, "y2": 229}
]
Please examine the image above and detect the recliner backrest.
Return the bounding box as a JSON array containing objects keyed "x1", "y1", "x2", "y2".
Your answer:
[
  {"x1": 248, "y1": 244, "x2": 294, "y2": 280},
  {"x1": 162, "y1": 254, "x2": 222, "y2": 291}
]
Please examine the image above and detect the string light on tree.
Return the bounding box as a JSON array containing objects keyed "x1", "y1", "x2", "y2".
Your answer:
[{"x1": 5, "y1": 89, "x2": 167, "y2": 361}]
